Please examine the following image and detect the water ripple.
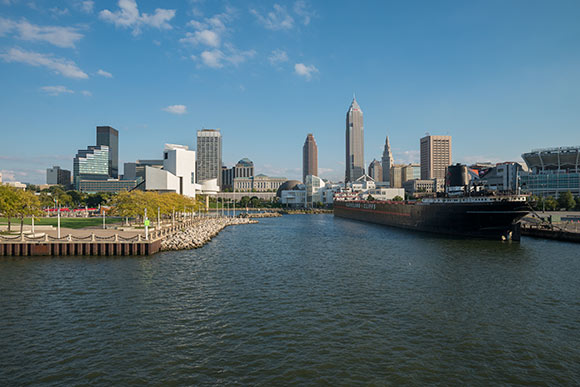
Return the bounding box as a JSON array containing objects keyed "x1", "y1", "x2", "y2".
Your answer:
[{"x1": 1, "y1": 215, "x2": 579, "y2": 385}]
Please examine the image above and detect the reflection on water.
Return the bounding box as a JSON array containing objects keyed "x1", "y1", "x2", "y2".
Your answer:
[{"x1": 0, "y1": 215, "x2": 578, "y2": 385}]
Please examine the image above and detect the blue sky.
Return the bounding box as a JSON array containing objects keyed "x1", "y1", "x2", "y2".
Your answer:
[{"x1": 1, "y1": 0, "x2": 580, "y2": 184}]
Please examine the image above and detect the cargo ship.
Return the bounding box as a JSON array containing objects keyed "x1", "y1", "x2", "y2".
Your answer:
[{"x1": 333, "y1": 195, "x2": 531, "y2": 240}]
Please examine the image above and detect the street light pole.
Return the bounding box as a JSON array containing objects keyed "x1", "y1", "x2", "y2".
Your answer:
[{"x1": 57, "y1": 202, "x2": 61, "y2": 239}]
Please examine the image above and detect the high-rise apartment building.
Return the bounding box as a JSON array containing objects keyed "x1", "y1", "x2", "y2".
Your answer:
[
  {"x1": 381, "y1": 136, "x2": 394, "y2": 184},
  {"x1": 420, "y1": 135, "x2": 452, "y2": 180},
  {"x1": 46, "y1": 166, "x2": 71, "y2": 187},
  {"x1": 196, "y1": 129, "x2": 222, "y2": 187},
  {"x1": 96, "y1": 126, "x2": 119, "y2": 178},
  {"x1": 368, "y1": 159, "x2": 383, "y2": 182},
  {"x1": 345, "y1": 97, "x2": 364, "y2": 182},
  {"x1": 302, "y1": 133, "x2": 318, "y2": 183},
  {"x1": 73, "y1": 145, "x2": 109, "y2": 189}
]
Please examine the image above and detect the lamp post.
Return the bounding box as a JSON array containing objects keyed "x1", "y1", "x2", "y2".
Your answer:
[{"x1": 57, "y1": 201, "x2": 61, "y2": 239}]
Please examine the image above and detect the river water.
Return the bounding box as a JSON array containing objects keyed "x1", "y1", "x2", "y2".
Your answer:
[{"x1": 1, "y1": 215, "x2": 579, "y2": 385}]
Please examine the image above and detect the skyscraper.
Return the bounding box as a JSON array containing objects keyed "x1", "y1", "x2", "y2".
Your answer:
[
  {"x1": 96, "y1": 126, "x2": 119, "y2": 178},
  {"x1": 420, "y1": 135, "x2": 452, "y2": 180},
  {"x1": 302, "y1": 133, "x2": 318, "y2": 182},
  {"x1": 73, "y1": 145, "x2": 109, "y2": 189},
  {"x1": 345, "y1": 97, "x2": 364, "y2": 182},
  {"x1": 368, "y1": 159, "x2": 382, "y2": 181},
  {"x1": 381, "y1": 136, "x2": 394, "y2": 185},
  {"x1": 196, "y1": 129, "x2": 222, "y2": 187}
]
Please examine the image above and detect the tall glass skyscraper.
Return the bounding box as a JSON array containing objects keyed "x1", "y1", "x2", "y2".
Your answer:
[
  {"x1": 73, "y1": 145, "x2": 109, "y2": 189},
  {"x1": 345, "y1": 97, "x2": 364, "y2": 182},
  {"x1": 96, "y1": 126, "x2": 119, "y2": 178},
  {"x1": 302, "y1": 133, "x2": 318, "y2": 183},
  {"x1": 196, "y1": 129, "x2": 222, "y2": 187}
]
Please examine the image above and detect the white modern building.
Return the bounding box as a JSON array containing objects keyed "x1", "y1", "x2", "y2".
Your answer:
[{"x1": 145, "y1": 144, "x2": 199, "y2": 198}]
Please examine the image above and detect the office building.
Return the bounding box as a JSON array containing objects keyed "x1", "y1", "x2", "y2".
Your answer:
[
  {"x1": 79, "y1": 179, "x2": 137, "y2": 193},
  {"x1": 145, "y1": 144, "x2": 198, "y2": 198},
  {"x1": 381, "y1": 136, "x2": 394, "y2": 184},
  {"x1": 303, "y1": 133, "x2": 318, "y2": 183},
  {"x1": 197, "y1": 129, "x2": 222, "y2": 188},
  {"x1": 222, "y1": 158, "x2": 254, "y2": 190},
  {"x1": 233, "y1": 174, "x2": 287, "y2": 192},
  {"x1": 402, "y1": 164, "x2": 421, "y2": 182},
  {"x1": 96, "y1": 126, "x2": 119, "y2": 178},
  {"x1": 368, "y1": 159, "x2": 383, "y2": 182},
  {"x1": 403, "y1": 178, "x2": 445, "y2": 197},
  {"x1": 73, "y1": 145, "x2": 109, "y2": 189},
  {"x1": 390, "y1": 165, "x2": 404, "y2": 188},
  {"x1": 123, "y1": 160, "x2": 163, "y2": 183},
  {"x1": 520, "y1": 146, "x2": 580, "y2": 197},
  {"x1": 479, "y1": 162, "x2": 524, "y2": 192},
  {"x1": 420, "y1": 135, "x2": 452, "y2": 180},
  {"x1": 345, "y1": 97, "x2": 364, "y2": 182},
  {"x1": 46, "y1": 166, "x2": 71, "y2": 187}
]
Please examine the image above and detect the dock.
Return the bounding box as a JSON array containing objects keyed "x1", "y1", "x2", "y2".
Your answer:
[
  {"x1": 521, "y1": 223, "x2": 580, "y2": 243},
  {"x1": 0, "y1": 219, "x2": 197, "y2": 256}
]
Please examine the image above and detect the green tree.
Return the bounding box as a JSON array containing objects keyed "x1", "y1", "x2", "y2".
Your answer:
[
  {"x1": 367, "y1": 195, "x2": 375, "y2": 201},
  {"x1": 392, "y1": 195, "x2": 404, "y2": 201},
  {"x1": 67, "y1": 190, "x2": 85, "y2": 207},
  {"x1": 239, "y1": 196, "x2": 250, "y2": 208},
  {"x1": 544, "y1": 196, "x2": 558, "y2": 211},
  {"x1": 558, "y1": 191, "x2": 575, "y2": 210},
  {"x1": 0, "y1": 185, "x2": 19, "y2": 231},
  {"x1": 38, "y1": 192, "x2": 54, "y2": 208},
  {"x1": 15, "y1": 190, "x2": 42, "y2": 237},
  {"x1": 86, "y1": 193, "x2": 106, "y2": 208}
]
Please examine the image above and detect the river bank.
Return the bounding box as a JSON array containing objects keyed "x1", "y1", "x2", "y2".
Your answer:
[{"x1": 161, "y1": 217, "x2": 257, "y2": 251}]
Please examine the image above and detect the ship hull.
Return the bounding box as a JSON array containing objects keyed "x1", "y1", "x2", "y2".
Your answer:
[{"x1": 333, "y1": 200, "x2": 530, "y2": 240}]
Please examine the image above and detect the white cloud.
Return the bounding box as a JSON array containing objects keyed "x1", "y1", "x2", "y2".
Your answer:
[
  {"x1": 180, "y1": 29, "x2": 220, "y2": 47},
  {"x1": 81, "y1": 90, "x2": 92, "y2": 96},
  {"x1": 268, "y1": 49, "x2": 288, "y2": 65},
  {"x1": 99, "y1": 0, "x2": 175, "y2": 35},
  {"x1": 50, "y1": 7, "x2": 70, "y2": 16},
  {"x1": 79, "y1": 1, "x2": 94, "y2": 14},
  {"x1": 97, "y1": 69, "x2": 113, "y2": 78},
  {"x1": 393, "y1": 150, "x2": 420, "y2": 164},
  {"x1": 294, "y1": 62, "x2": 318, "y2": 80},
  {"x1": 250, "y1": 4, "x2": 294, "y2": 30},
  {"x1": 1, "y1": 48, "x2": 89, "y2": 79},
  {"x1": 293, "y1": 1, "x2": 314, "y2": 25},
  {"x1": 200, "y1": 49, "x2": 224, "y2": 68},
  {"x1": 0, "y1": 17, "x2": 84, "y2": 48},
  {"x1": 197, "y1": 45, "x2": 256, "y2": 68},
  {"x1": 40, "y1": 85, "x2": 74, "y2": 96},
  {"x1": 163, "y1": 104, "x2": 187, "y2": 114},
  {"x1": 181, "y1": 8, "x2": 234, "y2": 48}
]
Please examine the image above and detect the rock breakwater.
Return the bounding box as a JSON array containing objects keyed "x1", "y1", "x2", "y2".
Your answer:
[{"x1": 161, "y1": 217, "x2": 257, "y2": 251}]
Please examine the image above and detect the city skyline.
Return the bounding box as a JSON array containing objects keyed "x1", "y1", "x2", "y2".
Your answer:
[{"x1": 1, "y1": 0, "x2": 580, "y2": 184}]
